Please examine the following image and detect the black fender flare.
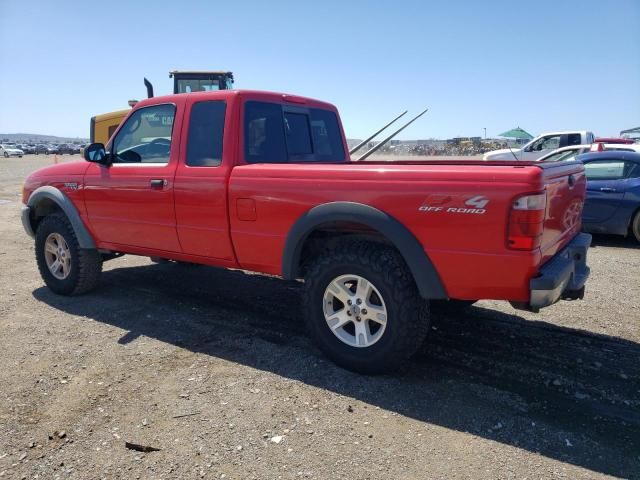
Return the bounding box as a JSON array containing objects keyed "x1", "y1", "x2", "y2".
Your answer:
[
  {"x1": 26, "y1": 186, "x2": 96, "y2": 249},
  {"x1": 282, "y1": 201, "x2": 447, "y2": 300}
]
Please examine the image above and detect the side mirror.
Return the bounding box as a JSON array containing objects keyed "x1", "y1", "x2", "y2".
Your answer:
[{"x1": 83, "y1": 143, "x2": 109, "y2": 165}]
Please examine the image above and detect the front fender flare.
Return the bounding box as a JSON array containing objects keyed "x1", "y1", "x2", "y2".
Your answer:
[
  {"x1": 26, "y1": 186, "x2": 96, "y2": 249},
  {"x1": 282, "y1": 201, "x2": 447, "y2": 300}
]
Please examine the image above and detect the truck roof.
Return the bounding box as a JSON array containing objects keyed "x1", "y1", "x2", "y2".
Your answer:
[
  {"x1": 134, "y1": 89, "x2": 338, "y2": 111},
  {"x1": 534, "y1": 130, "x2": 593, "y2": 137}
]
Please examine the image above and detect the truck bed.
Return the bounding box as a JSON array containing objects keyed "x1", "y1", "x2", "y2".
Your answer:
[{"x1": 228, "y1": 159, "x2": 586, "y2": 302}]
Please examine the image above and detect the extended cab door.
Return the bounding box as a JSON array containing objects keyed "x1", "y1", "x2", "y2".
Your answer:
[
  {"x1": 83, "y1": 101, "x2": 183, "y2": 252},
  {"x1": 172, "y1": 96, "x2": 236, "y2": 263}
]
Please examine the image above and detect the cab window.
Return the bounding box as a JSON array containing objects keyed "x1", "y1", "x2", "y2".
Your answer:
[
  {"x1": 529, "y1": 135, "x2": 560, "y2": 152},
  {"x1": 186, "y1": 101, "x2": 226, "y2": 167},
  {"x1": 244, "y1": 102, "x2": 287, "y2": 163},
  {"x1": 112, "y1": 104, "x2": 175, "y2": 164},
  {"x1": 584, "y1": 160, "x2": 633, "y2": 180},
  {"x1": 567, "y1": 133, "x2": 582, "y2": 146}
]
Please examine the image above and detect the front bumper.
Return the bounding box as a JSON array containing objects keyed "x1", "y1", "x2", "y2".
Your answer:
[{"x1": 513, "y1": 233, "x2": 592, "y2": 312}]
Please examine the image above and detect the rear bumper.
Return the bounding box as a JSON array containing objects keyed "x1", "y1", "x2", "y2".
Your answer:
[{"x1": 512, "y1": 233, "x2": 592, "y2": 312}]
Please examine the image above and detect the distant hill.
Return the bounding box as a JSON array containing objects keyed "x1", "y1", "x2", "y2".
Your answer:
[{"x1": 0, "y1": 133, "x2": 88, "y2": 144}]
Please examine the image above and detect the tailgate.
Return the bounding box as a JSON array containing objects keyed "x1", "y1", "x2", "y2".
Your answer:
[{"x1": 539, "y1": 161, "x2": 587, "y2": 262}]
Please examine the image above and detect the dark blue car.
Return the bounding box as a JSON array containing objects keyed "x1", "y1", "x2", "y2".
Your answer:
[{"x1": 577, "y1": 151, "x2": 640, "y2": 243}]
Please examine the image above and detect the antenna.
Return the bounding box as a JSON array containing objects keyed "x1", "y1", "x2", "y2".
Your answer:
[
  {"x1": 507, "y1": 144, "x2": 519, "y2": 161},
  {"x1": 349, "y1": 111, "x2": 408, "y2": 155},
  {"x1": 356, "y1": 108, "x2": 429, "y2": 161}
]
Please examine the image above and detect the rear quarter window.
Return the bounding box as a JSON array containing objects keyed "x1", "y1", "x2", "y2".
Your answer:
[{"x1": 244, "y1": 101, "x2": 345, "y2": 163}]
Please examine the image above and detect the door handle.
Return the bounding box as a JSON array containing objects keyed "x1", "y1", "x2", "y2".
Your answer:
[
  {"x1": 599, "y1": 187, "x2": 617, "y2": 193},
  {"x1": 150, "y1": 179, "x2": 167, "y2": 188}
]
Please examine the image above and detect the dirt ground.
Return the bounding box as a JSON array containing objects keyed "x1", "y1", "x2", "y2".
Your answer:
[{"x1": 0, "y1": 155, "x2": 638, "y2": 480}]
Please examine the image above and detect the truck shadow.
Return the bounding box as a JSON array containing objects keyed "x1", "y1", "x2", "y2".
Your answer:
[
  {"x1": 590, "y1": 233, "x2": 640, "y2": 250},
  {"x1": 32, "y1": 262, "x2": 640, "y2": 478}
]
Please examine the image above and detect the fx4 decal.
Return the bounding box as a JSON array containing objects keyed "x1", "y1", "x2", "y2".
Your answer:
[{"x1": 418, "y1": 194, "x2": 489, "y2": 215}]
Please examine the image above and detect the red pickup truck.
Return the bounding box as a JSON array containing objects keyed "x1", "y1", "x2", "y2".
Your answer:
[{"x1": 21, "y1": 90, "x2": 591, "y2": 373}]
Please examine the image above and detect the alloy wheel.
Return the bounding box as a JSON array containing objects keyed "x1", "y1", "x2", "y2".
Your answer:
[
  {"x1": 322, "y1": 274, "x2": 388, "y2": 348},
  {"x1": 44, "y1": 233, "x2": 71, "y2": 280}
]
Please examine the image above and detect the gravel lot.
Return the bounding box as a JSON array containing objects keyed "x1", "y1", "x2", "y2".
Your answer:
[{"x1": 0, "y1": 155, "x2": 638, "y2": 479}]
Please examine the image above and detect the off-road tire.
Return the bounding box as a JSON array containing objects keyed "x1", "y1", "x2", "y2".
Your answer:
[
  {"x1": 303, "y1": 242, "x2": 429, "y2": 374},
  {"x1": 35, "y1": 214, "x2": 102, "y2": 295},
  {"x1": 632, "y1": 210, "x2": 640, "y2": 244}
]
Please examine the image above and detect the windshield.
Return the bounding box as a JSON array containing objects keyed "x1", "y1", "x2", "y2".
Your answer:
[
  {"x1": 540, "y1": 149, "x2": 580, "y2": 162},
  {"x1": 176, "y1": 79, "x2": 221, "y2": 93}
]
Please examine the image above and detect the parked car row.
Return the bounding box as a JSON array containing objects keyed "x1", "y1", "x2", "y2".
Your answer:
[
  {"x1": 483, "y1": 131, "x2": 640, "y2": 162},
  {"x1": 483, "y1": 131, "x2": 596, "y2": 161},
  {"x1": 0, "y1": 143, "x2": 86, "y2": 157}
]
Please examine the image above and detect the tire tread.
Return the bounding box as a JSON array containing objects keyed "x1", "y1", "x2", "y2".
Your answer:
[{"x1": 35, "y1": 214, "x2": 102, "y2": 295}]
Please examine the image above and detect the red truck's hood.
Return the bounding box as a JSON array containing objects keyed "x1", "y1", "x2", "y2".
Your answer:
[
  {"x1": 23, "y1": 160, "x2": 91, "y2": 204},
  {"x1": 27, "y1": 160, "x2": 91, "y2": 179}
]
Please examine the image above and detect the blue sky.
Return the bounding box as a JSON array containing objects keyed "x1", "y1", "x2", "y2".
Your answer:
[{"x1": 1, "y1": 0, "x2": 638, "y2": 140}]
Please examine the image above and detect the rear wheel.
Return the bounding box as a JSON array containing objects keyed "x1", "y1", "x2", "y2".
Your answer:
[
  {"x1": 632, "y1": 211, "x2": 640, "y2": 243},
  {"x1": 3, "y1": 152, "x2": 8, "y2": 158},
  {"x1": 303, "y1": 242, "x2": 429, "y2": 374},
  {"x1": 35, "y1": 214, "x2": 102, "y2": 295}
]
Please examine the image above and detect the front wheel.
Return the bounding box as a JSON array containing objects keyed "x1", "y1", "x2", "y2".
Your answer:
[
  {"x1": 35, "y1": 214, "x2": 103, "y2": 295},
  {"x1": 303, "y1": 242, "x2": 429, "y2": 374},
  {"x1": 3, "y1": 152, "x2": 8, "y2": 158}
]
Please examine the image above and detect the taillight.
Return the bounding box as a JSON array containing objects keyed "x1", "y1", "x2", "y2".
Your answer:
[{"x1": 507, "y1": 192, "x2": 546, "y2": 250}]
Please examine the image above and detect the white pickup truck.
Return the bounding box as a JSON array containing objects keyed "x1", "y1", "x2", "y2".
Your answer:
[{"x1": 483, "y1": 131, "x2": 596, "y2": 161}]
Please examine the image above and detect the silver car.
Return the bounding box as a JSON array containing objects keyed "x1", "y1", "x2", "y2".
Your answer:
[{"x1": 0, "y1": 143, "x2": 24, "y2": 158}]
